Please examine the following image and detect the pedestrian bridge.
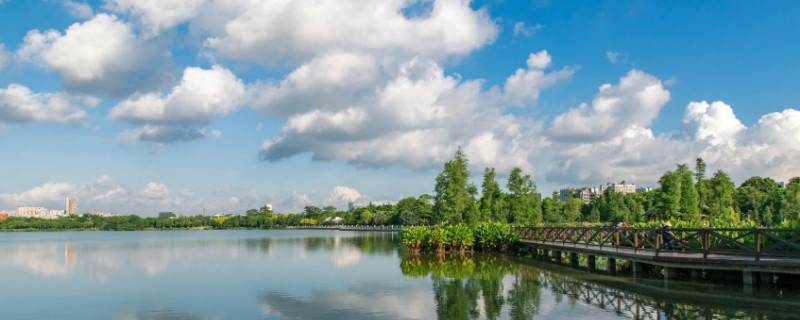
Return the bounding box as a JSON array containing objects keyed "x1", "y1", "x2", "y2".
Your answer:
[{"x1": 514, "y1": 226, "x2": 800, "y2": 284}]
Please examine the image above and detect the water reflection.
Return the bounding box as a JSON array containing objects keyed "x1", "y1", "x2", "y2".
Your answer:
[
  {"x1": 400, "y1": 254, "x2": 800, "y2": 319},
  {"x1": 0, "y1": 231, "x2": 797, "y2": 319},
  {"x1": 0, "y1": 231, "x2": 398, "y2": 281}
]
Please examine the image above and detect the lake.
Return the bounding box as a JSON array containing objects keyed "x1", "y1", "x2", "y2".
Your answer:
[{"x1": 0, "y1": 230, "x2": 797, "y2": 319}]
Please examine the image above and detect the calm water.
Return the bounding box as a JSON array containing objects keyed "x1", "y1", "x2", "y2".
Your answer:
[{"x1": 0, "y1": 230, "x2": 797, "y2": 319}]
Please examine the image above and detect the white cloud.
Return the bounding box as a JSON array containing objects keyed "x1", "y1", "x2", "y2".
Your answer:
[
  {"x1": 143, "y1": 182, "x2": 169, "y2": 200},
  {"x1": 257, "y1": 54, "x2": 556, "y2": 172},
  {"x1": 199, "y1": 0, "x2": 498, "y2": 64},
  {"x1": 503, "y1": 50, "x2": 575, "y2": 107},
  {"x1": 280, "y1": 191, "x2": 313, "y2": 212},
  {"x1": 110, "y1": 65, "x2": 244, "y2": 143},
  {"x1": 104, "y1": 0, "x2": 205, "y2": 36},
  {"x1": 17, "y1": 14, "x2": 172, "y2": 96},
  {"x1": 249, "y1": 51, "x2": 379, "y2": 117},
  {"x1": 0, "y1": 84, "x2": 97, "y2": 124},
  {"x1": 513, "y1": 22, "x2": 542, "y2": 37},
  {"x1": 699, "y1": 108, "x2": 800, "y2": 182},
  {"x1": 63, "y1": 1, "x2": 94, "y2": 19},
  {"x1": 0, "y1": 182, "x2": 76, "y2": 208},
  {"x1": 683, "y1": 100, "x2": 745, "y2": 147},
  {"x1": 327, "y1": 186, "x2": 362, "y2": 205},
  {"x1": 549, "y1": 69, "x2": 670, "y2": 142}
]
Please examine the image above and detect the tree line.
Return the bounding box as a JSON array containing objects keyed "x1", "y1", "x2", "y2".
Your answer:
[{"x1": 2, "y1": 149, "x2": 799, "y2": 231}]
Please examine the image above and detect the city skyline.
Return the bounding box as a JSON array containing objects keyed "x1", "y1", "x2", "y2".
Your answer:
[{"x1": 1, "y1": 1, "x2": 799, "y2": 215}]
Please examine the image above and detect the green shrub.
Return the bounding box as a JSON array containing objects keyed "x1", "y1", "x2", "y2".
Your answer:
[
  {"x1": 401, "y1": 226, "x2": 430, "y2": 252},
  {"x1": 428, "y1": 227, "x2": 450, "y2": 252},
  {"x1": 447, "y1": 224, "x2": 474, "y2": 252}
]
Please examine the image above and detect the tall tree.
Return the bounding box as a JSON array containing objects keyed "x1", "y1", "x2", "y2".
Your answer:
[
  {"x1": 506, "y1": 167, "x2": 541, "y2": 224},
  {"x1": 695, "y1": 158, "x2": 709, "y2": 214},
  {"x1": 782, "y1": 177, "x2": 800, "y2": 224},
  {"x1": 562, "y1": 198, "x2": 583, "y2": 222},
  {"x1": 433, "y1": 148, "x2": 473, "y2": 224},
  {"x1": 656, "y1": 170, "x2": 681, "y2": 220},
  {"x1": 677, "y1": 164, "x2": 700, "y2": 221},
  {"x1": 735, "y1": 177, "x2": 782, "y2": 225},
  {"x1": 541, "y1": 198, "x2": 562, "y2": 224},
  {"x1": 480, "y1": 168, "x2": 506, "y2": 222},
  {"x1": 707, "y1": 170, "x2": 738, "y2": 224}
]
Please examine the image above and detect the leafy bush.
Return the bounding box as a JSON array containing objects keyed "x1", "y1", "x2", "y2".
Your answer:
[
  {"x1": 447, "y1": 224, "x2": 474, "y2": 252},
  {"x1": 401, "y1": 226, "x2": 429, "y2": 252},
  {"x1": 428, "y1": 227, "x2": 450, "y2": 252}
]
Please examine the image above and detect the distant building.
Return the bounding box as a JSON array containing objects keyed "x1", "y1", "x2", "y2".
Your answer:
[
  {"x1": 265, "y1": 203, "x2": 273, "y2": 211},
  {"x1": 66, "y1": 196, "x2": 78, "y2": 215},
  {"x1": 48, "y1": 209, "x2": 66, "y2": 218},
  {"x1": 558, "y1": 188, "x2": 577, "y2": 202},
  {"x1": 158, "y1": 212, "x2": 176, "y2": 218},
  {"x1": 579, "y1": 187, "x2": 597, "y2": 203},
  {"x1": 347, "y1": 202, "x2": 354, "y2": 211},
  {"x1": 16, "y1": 207, "x2": 47, "y2": 218},
  {"x1": 636, "y1": 187, "x2": 653, "y2": 193},
  {"x1": 608, "y1": 180, "x2": 636, "y2": 193}
]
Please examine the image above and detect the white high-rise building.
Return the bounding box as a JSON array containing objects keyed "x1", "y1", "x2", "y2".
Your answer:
[{"x1": 66, "y1": 196, "x2": 78, "y2": 215}]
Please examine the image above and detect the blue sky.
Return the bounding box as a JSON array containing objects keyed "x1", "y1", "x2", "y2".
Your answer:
[{"x1": 0, "y1": 0, "x2": 798, "y2": 215}]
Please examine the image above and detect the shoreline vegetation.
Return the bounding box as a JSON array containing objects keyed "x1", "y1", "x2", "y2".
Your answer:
[{"x1": 2, "y1": 149, "x2": 800, "y2": 232}]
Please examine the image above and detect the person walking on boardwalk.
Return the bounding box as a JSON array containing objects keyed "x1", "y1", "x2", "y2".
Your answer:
[{"x1": 661, "y1": 221, "x2": 675, "y2": 251}]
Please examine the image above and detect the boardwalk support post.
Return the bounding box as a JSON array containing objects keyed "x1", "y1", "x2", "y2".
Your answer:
[
  {"x1": 587, "y1": 255, "x2": 596, "y2": 270},
  {"x1": 570, "y1": 252, "x2": 579, "y2": 267},
  {"x1": 608, "y1": 258, "x2": 616, "y2": 273},
  {"x1": 743, "y1": 271, "x2": 754, "y2": 286}
]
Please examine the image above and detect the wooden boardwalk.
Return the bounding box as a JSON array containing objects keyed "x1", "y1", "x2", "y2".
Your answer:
[
  {"x1": 285, "y1": 225, "x2": 403, "y2": 232},
  {"x1": 515, "y1": 227, "x2": 800, "y2": 274}
]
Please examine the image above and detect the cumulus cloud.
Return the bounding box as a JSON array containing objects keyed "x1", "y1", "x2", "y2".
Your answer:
[
  {"x1": 503, "y1": 50, "x2": 575, "y2": 107},
  {"x1": 110, "y1": 65, "x2": 244, "y2": 143},
  {"x1": 699, "y1": 108, "x2": 800, "y2": 182},
  {"x1": 549, "y1": 69, "x2": 670, "y2": 143},
  {"x1": 257, "y1": 52, "x2": 567, "y2": 172},
  {"x1": 104, "y1": 0, "x2": 205, "y2": 36},
  {"x1": 0, "y1": 84, "x2": 97, "y2": 125},
  {"x1": 199, "y1": 0, "x2": 498, "y2": 64},
  {"x1": 327, "y1": 186, "x2": 362, "y2": 206},
  {"x1": 0, "y1": 182, "x2": 77, "y2": 208},
  {"x1": 17, "y1": 13, "x2": 172, "y2": 96},
  {"x1": 542, "y1": 73, "x2": 800, "y2": 185},
  {"x1": 683, "y1": 100, "x2": 745, "y2": 147}
]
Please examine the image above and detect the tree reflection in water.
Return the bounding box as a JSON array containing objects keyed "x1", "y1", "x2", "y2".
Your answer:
[
  {"x1": 402, "y1": 254, "x2": 543, "y2": 320},
  {"x1": 400, "y1": 254, "x2": 800, "y2": 320}
]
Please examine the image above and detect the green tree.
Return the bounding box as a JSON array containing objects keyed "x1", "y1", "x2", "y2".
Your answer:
[
  {"x1": 506, "y1": 167, "x2": 541, "y2": 224},
  {"x1": 707, "y1": 170, "x2": 738, "y2": 224},
  {"x1": 562, "y1": 198, "x2": 583, "y2": 223},
  {"x1": 541, "y1": 198, "x2": 563, "y2": 224},
  {"x1": 434, "y1": 148, "x2": 474, "y2": 225},
  {"x1": 781, "y1": 177, "x2": 800, "y2": 224},
  {"x1": 303, "y1": 206, "x2": 322, "y2": 217},
  {"x1": 396, "y1": 197, "x2": 422, "y2": 225},
  {"x1": 695, "y1": 158, "x2": 710, "y2": 215},
  {"x1": 735, "y1": 176, "x2": 783, "y2": 225},
  {"x1": 480, "y1": 167, "x2": 506, "y2": 222},
  {"x1": 677, "y1": 164, "x2": 700, "y2": 221},
  {"x1": 656, "y1": 170, "x2": 681, "y2": 220}
]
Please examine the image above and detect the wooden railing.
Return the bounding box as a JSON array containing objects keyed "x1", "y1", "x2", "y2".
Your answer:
[
  {"x1": 515, "y1": 227, "x2": 800, "y2": 260},
  {"x1": 286, "y1": 225, "x2": 405, "y2": 231}
]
